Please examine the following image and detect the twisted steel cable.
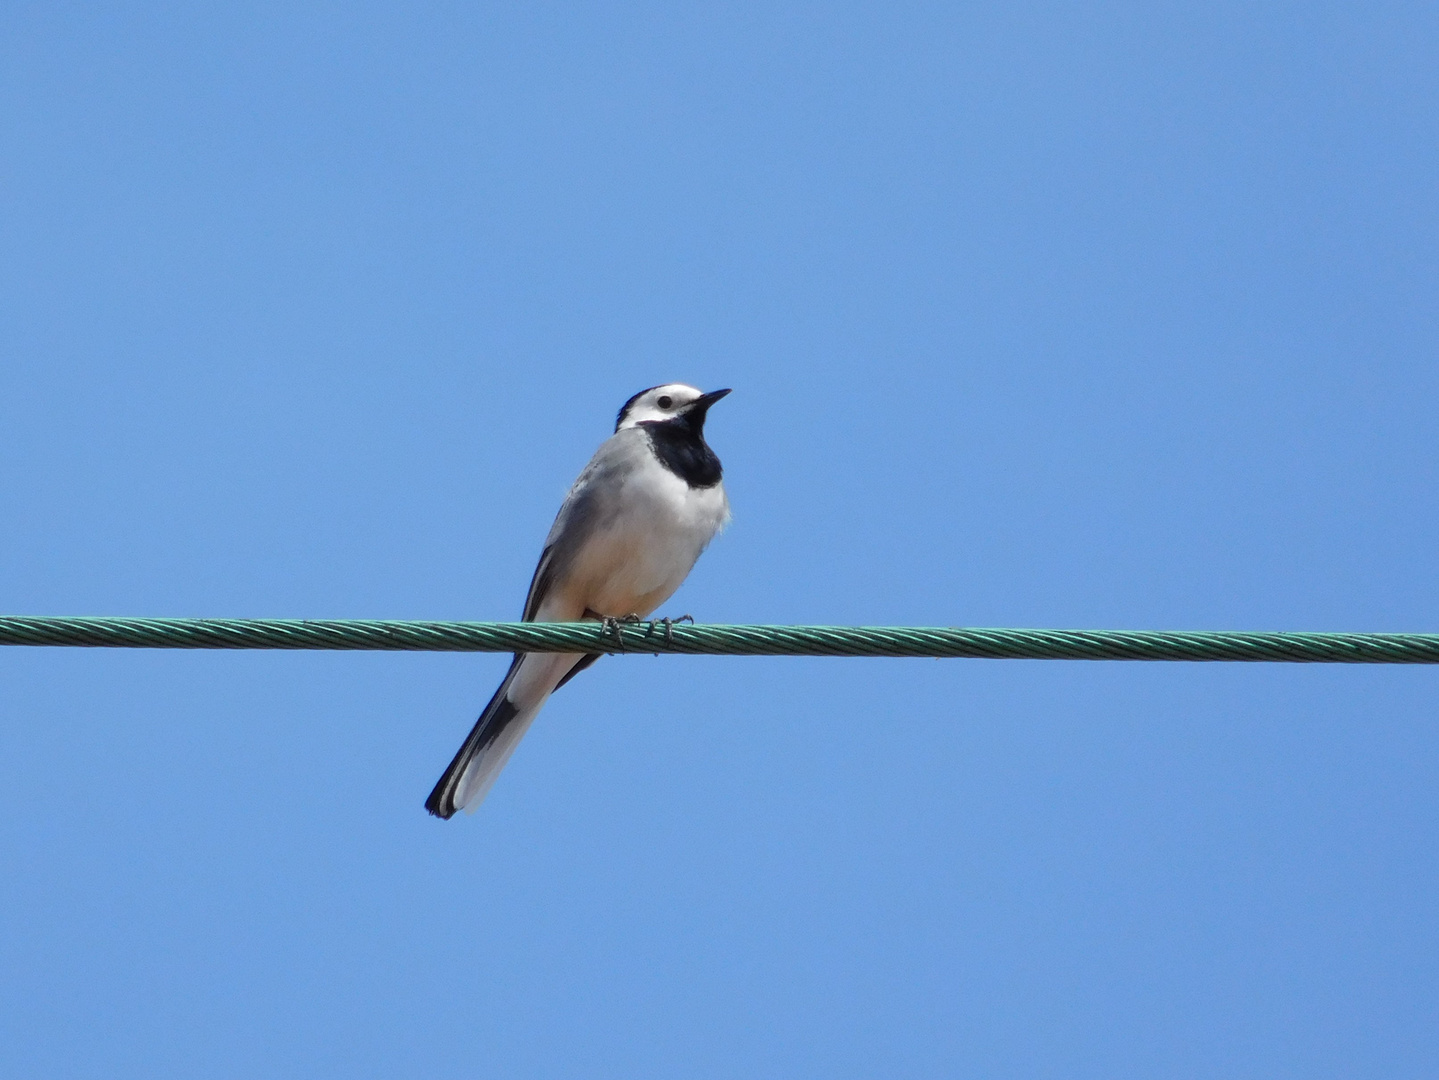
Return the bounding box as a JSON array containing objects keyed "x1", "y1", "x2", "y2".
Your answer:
[{"x1": 1, "y1": 615, "x2": 1437, "y2": 663}]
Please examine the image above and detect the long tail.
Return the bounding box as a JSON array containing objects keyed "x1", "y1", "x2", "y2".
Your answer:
[
  {"x1": 425, "y1": 650, "x2": 602, "y2": 818},
  {"x1": 425, "y1": 655, "x2": 533, "y2": 819}
]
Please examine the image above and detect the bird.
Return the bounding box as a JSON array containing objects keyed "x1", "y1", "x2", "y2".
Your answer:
[{"x1": 425, "y1": 383, "x2": 732, "y2": 818}]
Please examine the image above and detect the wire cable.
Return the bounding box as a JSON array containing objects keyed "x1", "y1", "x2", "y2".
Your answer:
[{"x1": 2, "y1": 615, "x2": 1437, "y2": 663}]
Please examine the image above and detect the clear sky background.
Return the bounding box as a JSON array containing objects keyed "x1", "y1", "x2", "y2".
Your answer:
[{"x1": 2, "y1": 2, "x2": 1436, "y2": 1076}]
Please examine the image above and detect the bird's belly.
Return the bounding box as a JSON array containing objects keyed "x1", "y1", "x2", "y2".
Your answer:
[{"x1": 571, "y1": 478, "x2": 728, "y2": 617}]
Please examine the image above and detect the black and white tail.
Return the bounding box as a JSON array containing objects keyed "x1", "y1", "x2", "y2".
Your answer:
[{"x1": 425, "y1": 656, "x2": 532, "y2": 818}]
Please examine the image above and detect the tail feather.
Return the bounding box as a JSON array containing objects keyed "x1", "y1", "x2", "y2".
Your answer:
[
  {"x1": 425, "y1": 655, "x2": 526, "y2": 819},
  {"x1": 426, "y1": 650, "x2": 602, "y2": 819}
]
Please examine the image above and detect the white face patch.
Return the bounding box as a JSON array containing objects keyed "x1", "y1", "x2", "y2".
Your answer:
[{"x1": 616, "y1": 383, "x2": 705, "y2": 429}]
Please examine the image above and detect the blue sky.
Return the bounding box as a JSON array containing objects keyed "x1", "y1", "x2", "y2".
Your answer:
[{"x1": 1, "y1": 2, "x2": 1436, "y2": 1076}]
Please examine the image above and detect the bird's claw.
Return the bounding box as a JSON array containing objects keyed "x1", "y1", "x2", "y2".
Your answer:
[
  {"x1": 647, "y1": 614, "x2": 695, "y2": 643},
  {"x1": 600, "y1": 613, "x2": 644, "y2": 651}
]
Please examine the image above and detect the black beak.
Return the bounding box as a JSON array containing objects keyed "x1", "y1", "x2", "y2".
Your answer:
[{"x1": 686, "y1": 388, "x2": 732, "y2": 417}]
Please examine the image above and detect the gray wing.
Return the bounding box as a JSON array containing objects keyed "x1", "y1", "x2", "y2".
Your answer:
[{"x1": 520, "y1": 430, "x2": 643, "y2": 621}]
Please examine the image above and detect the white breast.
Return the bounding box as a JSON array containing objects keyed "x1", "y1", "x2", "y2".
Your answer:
[{"x1": 568, "y1": 460, "x2": 729, "y2": 619}]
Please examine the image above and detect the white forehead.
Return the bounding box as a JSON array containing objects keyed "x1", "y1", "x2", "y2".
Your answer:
[{"x1": 615, "y1": 383, "x2": 704, "y2": 430}]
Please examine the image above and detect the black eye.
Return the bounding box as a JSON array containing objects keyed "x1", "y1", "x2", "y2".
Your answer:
[{"x1": 656, "y1": 395, "x2": 673, "y2": 409}]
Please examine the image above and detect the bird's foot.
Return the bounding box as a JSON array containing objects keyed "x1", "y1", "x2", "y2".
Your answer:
[
  {"x1": 600, "y1": 613, "x2": 644, "y2": 651},
  {"x1": 648, "y1": 614, "x2": 694, "y2": 643}
]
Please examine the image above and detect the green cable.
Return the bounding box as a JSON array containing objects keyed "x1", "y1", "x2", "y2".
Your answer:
[{"x1": 1, "y1": 615, "x2": 1437, "y2": 663}]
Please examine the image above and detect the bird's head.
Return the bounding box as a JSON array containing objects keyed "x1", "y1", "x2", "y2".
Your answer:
[{"x1": 615, "y1": 384, "x2": 732, "y2": 432}]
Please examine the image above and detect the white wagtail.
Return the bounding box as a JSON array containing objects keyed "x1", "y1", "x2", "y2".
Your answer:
[{"x1": 425, "y1": 384, "x2": 732, "y2": 818}]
